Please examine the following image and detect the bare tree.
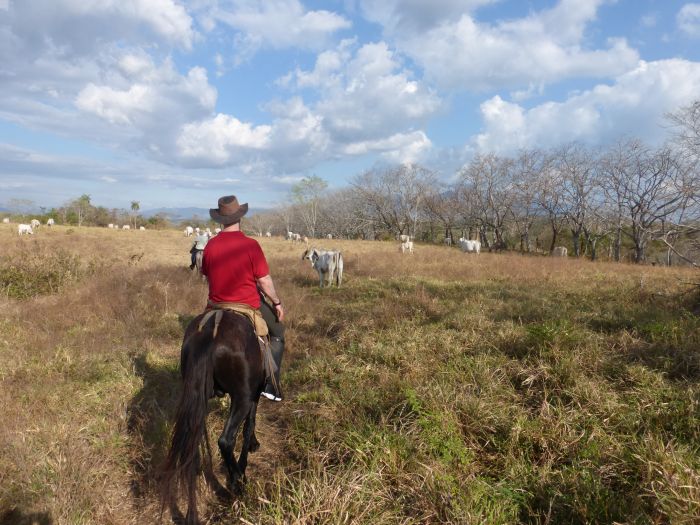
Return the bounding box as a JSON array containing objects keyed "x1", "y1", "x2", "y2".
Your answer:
[
  {"x1": 459, "y1": 154, "x2": 514, "y2": 250},
  {"x1": 557, "y1": 144, "x2": 600, "y2": 257},
  {"x1": 667, "y1": 100, "x2": 700, "y2": 161},
  {"x1": 291, "y1": 175, "x2": 328, "y2": 238},
  {"x1": 423, "y1": 183, "x2": 463, "y2": 244},
  {"x1": 352, "y1": 164, "x2": 436, "y2": 238},
  {"x1": 533, "y1": 158, "x2": 566, "y2": 253},
  {"x1": 511, "y1": 149, "x2": 547, "y2": 253},
  {"x1": 614, "y1": 145, "x2": 688, "y2": 263}
]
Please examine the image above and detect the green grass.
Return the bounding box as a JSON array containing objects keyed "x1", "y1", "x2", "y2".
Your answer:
[{"x1": 1, "y1": 232, "x2": 698, "y2": 524}]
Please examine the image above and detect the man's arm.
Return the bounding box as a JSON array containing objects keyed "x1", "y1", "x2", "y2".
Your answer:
[{"x1": 257, "y1": 274, "x2": 284, "y2": 321}]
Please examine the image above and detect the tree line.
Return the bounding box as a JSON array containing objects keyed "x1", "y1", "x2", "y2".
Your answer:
[{"x1": 248, "y1": 102, "x2": 700, "y2": 266}]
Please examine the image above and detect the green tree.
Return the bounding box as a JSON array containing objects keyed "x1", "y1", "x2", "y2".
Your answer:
[
  {"x1": 130, "y1": 201, "x2": 140, "y2": 228},
  {"x1": 291, "y1": 175, "x2": 328, "y2": 238},
  {"x1": 70, "y1": 194, "x2": 92, "y2": 227}
]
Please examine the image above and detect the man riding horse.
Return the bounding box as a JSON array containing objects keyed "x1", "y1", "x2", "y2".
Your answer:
[{"x1": 201, "y1": 195, "x2": 285, "y2": 401}]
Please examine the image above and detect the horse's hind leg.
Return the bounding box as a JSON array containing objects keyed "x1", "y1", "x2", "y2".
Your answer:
[
  {"x1": 238, "y1": 401, "x2": 258, "y2": 474},
  {"x1": 218, "y1": 401, "x2": 249, "y2": 493}
]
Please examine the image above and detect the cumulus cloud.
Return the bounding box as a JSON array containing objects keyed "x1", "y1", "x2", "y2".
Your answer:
[
  {"x1": 201, "y1": 0, "x2": 350, "y2": 63},
  {"x1": 359, "y1": 0, "x2": 497, "y2": 33},
  {"x1": 177, "y1": 114, "x2": 271, "y2": 166},
  {"x1": 363, "y1": 0, "x2": 638, "y2": 91},
  {"x1": 473, "y1": 59, "x2": 700, "y2": 153},
  {"x1": 5, "y1": 0, "x2": 194, "y2": 55},
  {"x1": 177, "y1": 40, "x2": 440, "y2": 170},
  {"x1": 0, "y1": 0, "x2": 200, "y2": 148},
  {"x1": 284, "y1": 40, "x2": 441, "y2": 144},
  {"x1": 74, "y1": 59, "x2": 218, "y2": 160},
  {"x1": 678, "y1": 3, "x2": 700, "y2": 37}
]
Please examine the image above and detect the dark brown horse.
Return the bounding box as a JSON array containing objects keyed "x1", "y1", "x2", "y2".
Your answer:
[{"x1": 160, "y1": 310, "x2": 264, "y2": 524}]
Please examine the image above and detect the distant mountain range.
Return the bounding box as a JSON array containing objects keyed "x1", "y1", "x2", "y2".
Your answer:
[
  {"x1": 142, "y1": 206, "x2": 274, "y2": 222},
  {"x1": 141, "y1": 207, "x2": 210, "y2": 222}
]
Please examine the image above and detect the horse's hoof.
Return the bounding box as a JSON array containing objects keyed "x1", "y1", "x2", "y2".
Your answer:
[{"x1": 229, "y1": 479, "x2": 245, "y2": 496}]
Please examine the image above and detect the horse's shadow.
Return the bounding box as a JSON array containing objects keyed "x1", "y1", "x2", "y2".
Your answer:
[
  {"x1": 0, "y1": 509, "x2": 53, "y2": 525},
  {"x1": 127, "y1": 353, "x2": 182, "y2": 503},
  {"x1": 127, "y1": 318, "x2": 234, "y2": 519}
]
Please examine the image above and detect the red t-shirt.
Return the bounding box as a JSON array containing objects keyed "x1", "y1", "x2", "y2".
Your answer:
[{"x1": 201, "y1": 231, "x2": 270, "y2": 309}]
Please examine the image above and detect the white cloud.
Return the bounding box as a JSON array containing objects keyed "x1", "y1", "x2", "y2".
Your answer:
[
  {"x1": 364, "y1": 0, "x2": 639, "y2": 91},
  {"x1": 678, "y1": 3, "x2": 700, "y2": 37},
  {"x1": 473, "y1": 59, "x2": 700, "y2": 153},
  {"x1": 273, "y1": 175, "x2": 305, "y2": 184},
  {"x1": 640, "y1": 13, "x2": 657, "y2": 28},
  {"x1": 6, "y1": 0, "x2": 194, "y2": 54},
  {"x1": 342, "y1": 131, "x2": 432, "y2": 163},
  {"x1": 202, "y1": 0, "x2": 350, "y2": 63},
  {"x1": 177, "y1": 114, "x2": 271, "y2": 166},
  {"x1": 178, "y1": 39, "x2": 441, "y2": 171},
  {"x1": 359, "y1": 0, "x2": 498, "y2": 33},
  {"x1": 285, "y1": 40, "x2": 441, "y2": 143},
  {"x1": 73, "y1": 60, "x2": 218, "y2": 159}
]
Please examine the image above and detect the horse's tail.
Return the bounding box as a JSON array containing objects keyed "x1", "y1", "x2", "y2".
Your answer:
[{"x1": 160, "y1": 330, "x2": 213, "y2": 523}]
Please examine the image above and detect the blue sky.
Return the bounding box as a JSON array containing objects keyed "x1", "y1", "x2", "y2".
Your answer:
[{"x1": 0, "y1": 0, "x2": 699, "y2": 212}]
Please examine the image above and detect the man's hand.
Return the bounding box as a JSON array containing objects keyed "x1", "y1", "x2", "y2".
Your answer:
[
  {"x1": 274, "y1": 303, "x2": 285, "y2": 322},
  {"x1": 257, "y1": 274, "x2": 285, "y2": 321}
]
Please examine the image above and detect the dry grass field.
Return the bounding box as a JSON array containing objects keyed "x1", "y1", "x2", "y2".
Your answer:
[{"x1": 1, "y1": 224, "x2": 699, "y2": 524}]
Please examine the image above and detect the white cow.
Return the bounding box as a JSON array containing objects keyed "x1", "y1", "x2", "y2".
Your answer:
[
  {"x1": 287, "y1": 231, "x2": 302, "y2": 242},
  {"x1": 400, "y1": 240, "x2": 414, "y2": 254},
  {"x1": 2, "y1": 217, "x2": 9, "y2": 224},
  {"x1": 444, "y1": 237, "x2": 452, "y2": 246},
  {"x1": 30, "y1": 219, "x2": 40, "y2": 229},
  {"x1": 265, "y1": 231, "x2": 272, "y2": 238},
  {"x1": 46, "y1": 218, "x2": 55, "y2": 227},
  {"x1": 399, "y1": 234, "x2": 410, "y2": 243},
  {"x1": 184, "y1": 226, "x2": 194, "y2": 236},
  {"x1": 122, "y1": 225, "x2": 131, "y2": 230},
  {"x1": 108, "y1": 223, "x2": 114, "y2": 229},
  {"x1": 302, "y1": 248, "x2": 344, "y2": 288},
  {"x1": 139, "y1": 226, "x2": 146, "y2": 231},
  {"x1": 459, "y1": 238, "x2": 481, "y2": 254},
  {"x1": 18, "y1": 224, "x2": 33, "y2": 235},
  {"x1": 552, "y1": 246, "x2": 568, "y2": 257},
  {"x1": 326, "y1": 234, "x2": 333, "y2": 239}
]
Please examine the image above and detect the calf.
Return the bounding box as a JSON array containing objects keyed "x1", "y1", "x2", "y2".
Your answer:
[
  {"x1": 302, "y1": 248, "x2": 344, "y2": 288},
  {"x1": 551, "y1": 246, "x2": 568, "y2": 257}
]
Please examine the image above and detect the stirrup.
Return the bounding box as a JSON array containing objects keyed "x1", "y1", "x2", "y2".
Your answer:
[{"x1": 261, "y1": 383, "x2": 282, "y2": 402}]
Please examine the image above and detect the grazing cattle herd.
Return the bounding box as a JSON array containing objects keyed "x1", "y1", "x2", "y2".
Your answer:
[{"x1": 4, "y1": 217, "x2": 579, "y2": 288}]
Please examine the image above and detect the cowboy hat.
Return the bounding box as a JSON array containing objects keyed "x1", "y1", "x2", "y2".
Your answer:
[{"x1": 209, "y1": 195, "x2": 248, "y2": 225}]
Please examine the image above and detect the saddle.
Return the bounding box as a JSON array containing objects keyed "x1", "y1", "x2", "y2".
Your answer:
[{"x1": 197, "y1": 302, "x2": 278, "y2": 393}]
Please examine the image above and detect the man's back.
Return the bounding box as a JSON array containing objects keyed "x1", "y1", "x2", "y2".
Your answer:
[{"x1": 202, "y1": 231, "x2": 269, "y2": 309}]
